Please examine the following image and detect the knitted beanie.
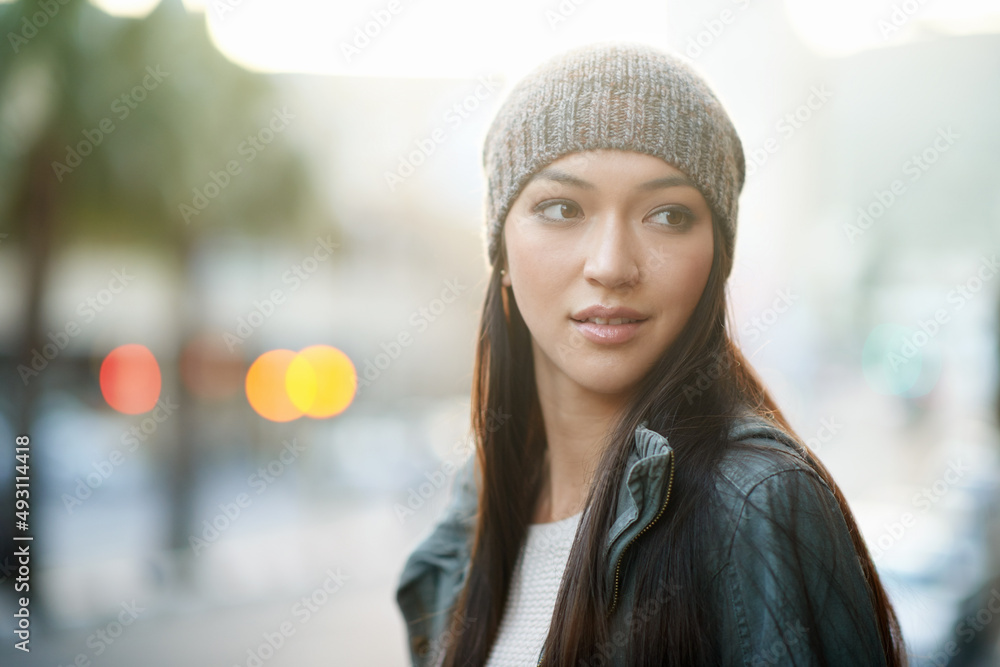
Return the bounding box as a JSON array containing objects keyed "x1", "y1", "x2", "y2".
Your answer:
[{"x1": 482, "y1": 41, "x2": 745, "y2": 269}]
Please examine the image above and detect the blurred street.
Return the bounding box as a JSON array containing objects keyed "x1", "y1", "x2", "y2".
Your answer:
[{"x1": 2, "y1": 0, "x2": 999, "y2": 664}]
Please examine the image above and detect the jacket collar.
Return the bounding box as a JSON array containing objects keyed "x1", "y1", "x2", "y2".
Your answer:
[
  {"x1": 605, "y1": 421, "x2": 673, "y2": 551},
  {"x1": 601, "y1": 420, "x2": 674, "y2": 607},
  {"x1": 601, "y1": 408, "x2": 798, "y2": 606}
]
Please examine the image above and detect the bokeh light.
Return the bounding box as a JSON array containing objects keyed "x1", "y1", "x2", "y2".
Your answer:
[
  {"x1": 245, "y1": 349, "x2": 303, "y2": 422},
  {"x1": 286, "y1": 345, "x2": 357, "y2": 418},
  {"x1": 246, "y1": 346, "x2": 357, "y2": 422},
  {"x1": 862, "y1": 323, "x2": 944, "y2": 397},
  {"x1": 99, "y1": 344, "x2": 162, "y2": 414}
]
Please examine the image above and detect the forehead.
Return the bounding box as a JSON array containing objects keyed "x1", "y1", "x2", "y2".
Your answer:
[{"x1": 522, "y1": 149, "x2": 695, "y2": 192}]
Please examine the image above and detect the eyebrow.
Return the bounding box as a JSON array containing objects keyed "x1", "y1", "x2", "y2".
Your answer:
[{"x1": 526, "y1": 167, "x2": 696, "y2": 192}]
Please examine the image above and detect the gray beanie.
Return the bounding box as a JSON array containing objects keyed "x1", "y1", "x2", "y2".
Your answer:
[{"x1": 482, "y1": 41, "x2": 745, "y2": 269}]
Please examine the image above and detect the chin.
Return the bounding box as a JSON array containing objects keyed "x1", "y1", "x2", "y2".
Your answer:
[{"x1": 569, "y1": 366, "x2": 646, "y2": 397}]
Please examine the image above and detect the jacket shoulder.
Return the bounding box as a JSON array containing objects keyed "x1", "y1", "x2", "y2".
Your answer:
[
  {"x1": 709, "y1": 412, "x2": 839, "y2": 568},
  {"x1": 719, "y1": 411, "x2": 819, "y2": 492},
  {"x1": 395, "y1": 454, "x2": 478, "y2": 666},
  {"x1": 706, "y1": 412, "x2": 887, "y2": 665}
]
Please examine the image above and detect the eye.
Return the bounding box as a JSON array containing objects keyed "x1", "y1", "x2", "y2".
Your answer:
[
  {"x1": 648, "y1": 206, "x2": 694, "y2": 229},
  {"x1": 535, "y1": 200, "x2": 582, "y2": 221}
]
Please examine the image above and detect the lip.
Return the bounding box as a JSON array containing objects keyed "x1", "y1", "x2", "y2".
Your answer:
[
  {"x1": 569, "y1": 305, "x2": 648, "y2": 345},
  {"x1": 570, "y1": 305, "x2": 648, "y2": 321}
]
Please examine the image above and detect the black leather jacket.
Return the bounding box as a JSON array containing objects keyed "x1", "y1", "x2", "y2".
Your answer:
[{"x1": 395, "y1": 409, "x2": 888, "y2": 665}]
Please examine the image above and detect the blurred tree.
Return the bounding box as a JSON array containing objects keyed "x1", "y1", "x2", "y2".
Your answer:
[{"x1": 0, "y1": 0, "x2": 323, "y2": 622}]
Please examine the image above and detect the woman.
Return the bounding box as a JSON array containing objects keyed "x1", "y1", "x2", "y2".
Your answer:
[{"x1": 396, "y1": 41, "x2": 908, "y2": 666}]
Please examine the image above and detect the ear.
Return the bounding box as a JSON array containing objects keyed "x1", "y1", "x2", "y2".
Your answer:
[
  {"x1": 499, "y1": 230, "x2": 512, "y2": 286},
  {"x1": 498, "y1": 219, "x2": 517, "y2": 288}
]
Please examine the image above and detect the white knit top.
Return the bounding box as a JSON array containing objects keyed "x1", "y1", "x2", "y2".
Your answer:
[{"x1": 484, "y1": 510, "x2": 584, "y2": 667}]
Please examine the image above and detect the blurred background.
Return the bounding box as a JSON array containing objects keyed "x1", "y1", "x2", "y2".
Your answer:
[{"x1": 0, "y1": 0, "x2": 999, "y2": 664}]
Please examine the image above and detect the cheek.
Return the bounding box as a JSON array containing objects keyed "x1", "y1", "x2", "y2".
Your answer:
[
  {"x1": 647, "y1": 239, "x2": 714, "y2": 317},
  {"x1": 510, "y1": 264, "x2": 566, "y2": 333},
  {"x1": 506, "y1": 226, "x2": 573, "y2": 313}
]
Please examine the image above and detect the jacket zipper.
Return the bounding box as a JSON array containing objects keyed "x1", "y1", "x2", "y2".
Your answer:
[
  {"x1": 536, "y1": 451, "x2": 675, "y2": 666},
  {"x1": 607, "y1": 451, "x2": 675, "y2": 617}
]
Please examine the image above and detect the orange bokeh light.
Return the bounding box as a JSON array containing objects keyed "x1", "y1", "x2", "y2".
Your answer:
[
  {"x1": 246, "y1": 346, "x2": 356, "y2": 422},
  {"x1": 245, "y1": 349, "x2": 303, "y2": 422},
  {"x1": 100, "y1": 344, "x2": 162, "y2": 414}
]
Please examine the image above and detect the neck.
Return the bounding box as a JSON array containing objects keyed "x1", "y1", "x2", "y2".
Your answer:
[{"x1": 531, "y1": 342, "x2": 626, "y2": 524}]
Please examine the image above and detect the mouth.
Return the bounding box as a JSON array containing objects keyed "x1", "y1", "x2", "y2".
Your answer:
[
  {"x1": 570, "y1": 316, "x2": 643, "y2": 325},
  {"x1": 570, "y1": 305, "x2": 648, "y2": 322},
  {"x1": 569, "y1": 315, "x2": 647, "y2": 344}
]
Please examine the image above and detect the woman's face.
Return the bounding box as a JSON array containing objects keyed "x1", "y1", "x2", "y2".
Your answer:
[{"x1": 501, "y1": 149, "x2": 715, "y2": 399}]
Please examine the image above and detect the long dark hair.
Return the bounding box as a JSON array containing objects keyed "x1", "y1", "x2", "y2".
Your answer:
[{"x1": 440, "y1": 199, "x2": 907, "y2": 665}]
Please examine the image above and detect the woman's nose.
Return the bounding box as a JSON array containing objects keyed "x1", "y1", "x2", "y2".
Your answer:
[{"x1": 581, "y1": 214, "x2": 641, "y2": 289}]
